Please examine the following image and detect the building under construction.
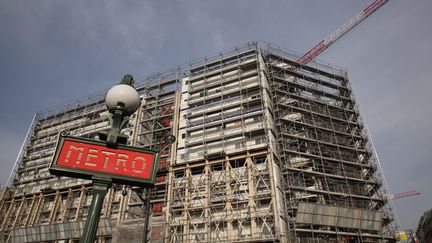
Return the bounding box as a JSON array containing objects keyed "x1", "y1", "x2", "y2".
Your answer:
[{"x1": 0, "y1": 42, "x2": 398, "y2": 242}]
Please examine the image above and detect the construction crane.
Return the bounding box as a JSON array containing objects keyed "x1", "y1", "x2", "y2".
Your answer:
[
  {"x1": 298, "y1": 0, "x2": 390, "y2": 65},
  {"x1": 384, "y1": 190, "x2": 421, "y2": 201}
]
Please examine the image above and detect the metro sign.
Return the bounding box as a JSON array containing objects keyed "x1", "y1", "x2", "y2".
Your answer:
[{"x1": 49, "y1": 134, "x2": 159, "y2": 187}]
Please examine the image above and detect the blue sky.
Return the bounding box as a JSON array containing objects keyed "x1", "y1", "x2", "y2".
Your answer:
[{"x1": 1, "y1": 0, "x2": 431, "y2": 231}]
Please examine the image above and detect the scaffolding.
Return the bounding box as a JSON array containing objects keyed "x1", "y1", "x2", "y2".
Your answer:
[
  {"x1": 165, "y1": 43, "x2": 286, "y2": 242},
  {"x1": 0, "y1": 68, "x2": 182, "y2": 242},
  {"x1": 131, "y1": 68, "x2": 182, "y2": 242},
  {"x1": 263, "y1": 44, "x2": 397, "y2": 242},
  {"x1": 0, "y1": 41, "x2": 397, "y2": 243}
]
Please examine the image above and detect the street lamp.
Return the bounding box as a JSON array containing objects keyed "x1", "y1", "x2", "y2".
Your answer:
[
  {"x1": 163, "y1": 134, "x2": 177, "y2": 147},
  {"x1": 81, "y1": 74, "x2": 141, "y2": 243},
  {"x1": 76, "y1": 74, "x2": 176, "y2": 243},
  {"x1": 99, "y1": 74, "x2": 140, "y2": 147}
]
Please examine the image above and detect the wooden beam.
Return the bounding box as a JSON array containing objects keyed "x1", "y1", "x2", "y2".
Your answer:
[
  {"x1": 75, "y1": 185, "x2": 87, "y2": 220},
  {"x1": 11, "y1": 197, "x2": 26, "y2": 229},
  {"x1": 61, "y1": 188, "x2": 73, "y2": 223}
]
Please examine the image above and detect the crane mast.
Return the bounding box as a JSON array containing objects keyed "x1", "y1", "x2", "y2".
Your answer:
[{"x1": 298, "y1": 0, "x2": 390, "y2": 65}]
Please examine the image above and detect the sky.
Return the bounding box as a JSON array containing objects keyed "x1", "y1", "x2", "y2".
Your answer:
[{"x1": 0, "y1": 0, "x2": 431, "y2": 231}]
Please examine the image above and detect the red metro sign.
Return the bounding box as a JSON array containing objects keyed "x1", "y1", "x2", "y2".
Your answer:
[{"x1": 49, "y1": 134, "x2": 159, "y2": 187}]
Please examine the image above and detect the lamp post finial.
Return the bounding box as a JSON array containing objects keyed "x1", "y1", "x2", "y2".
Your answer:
[{"x1": 121, "y1": 74, "x2": 134, "y2": 86}]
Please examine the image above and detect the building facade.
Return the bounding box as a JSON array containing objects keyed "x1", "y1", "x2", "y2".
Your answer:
[
  {"x1": 0, "y1": 42, "x2": 397, "y2": 242},
  {"x1": 416, "y1": 209, "x2": 432, "y2": 242}
]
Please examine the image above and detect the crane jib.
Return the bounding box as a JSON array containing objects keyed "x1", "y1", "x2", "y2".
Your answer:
[{"x1": 297, "y1": 0, "x2": 390, "y2": 66}]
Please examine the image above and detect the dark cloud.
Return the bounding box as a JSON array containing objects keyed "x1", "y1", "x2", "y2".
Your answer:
[{"x1": 1, "y1": 0, "x2": 431, "y2": 230}]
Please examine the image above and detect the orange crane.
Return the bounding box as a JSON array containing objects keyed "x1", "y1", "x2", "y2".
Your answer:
[
  {"x1": 293, "y1": 0, "x2": 421, "y2": 203},
  {"x1": 298, "y1": 0, "x2": 390, "y2": 65},
  {"x1": 384, "y1": 190, "x2": 421, "y2": 201},
  {"x1": 296, "y1": 3, "x2": 420, "y2": 239}
]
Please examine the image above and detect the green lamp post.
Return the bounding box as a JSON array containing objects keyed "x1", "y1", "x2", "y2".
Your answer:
[
  {"x1": 98, "y1": 74, "x2": 140, "y2": 147},
  {"x1": 80, "y1": 74, "x2": 141, "y2": 243}
]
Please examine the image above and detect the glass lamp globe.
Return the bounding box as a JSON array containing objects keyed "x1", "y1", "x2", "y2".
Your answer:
[
  {"x1": 165, "y1": 135, "x2": 176, "y2": 144},
  {"x1": 105, "y1": 84, "x2": 140, "y2": 114}
]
